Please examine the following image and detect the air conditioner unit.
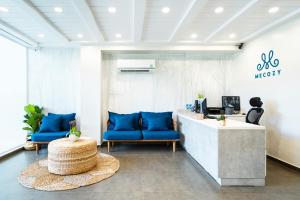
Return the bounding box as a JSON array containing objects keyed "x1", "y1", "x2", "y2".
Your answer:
[{"x1": 117, "y1": 59, "x2": 156, "y2": 72}]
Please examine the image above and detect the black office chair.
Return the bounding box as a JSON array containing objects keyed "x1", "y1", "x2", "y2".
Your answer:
[{"x1": 246, "y1": 97, "x2": 264, "y2": 125}]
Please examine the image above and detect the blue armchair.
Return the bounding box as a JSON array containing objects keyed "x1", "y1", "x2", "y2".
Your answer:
[{"x1": 31, "y1": 113, "x2": 76, "y2": 153}]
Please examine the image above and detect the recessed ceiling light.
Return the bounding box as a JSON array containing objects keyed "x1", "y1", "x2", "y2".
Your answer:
[
  {"x1": 77, "y1": 33, "x2": 83, "y2": 38},
  {"x1": 190, "y1": 33, "x2": 198, "y2": 39},
  {"x1": 37, "y1": 33, "x2": 45, "y2": 38},
  {"x1": 268, "y1": 7, "x2": 279, "y2": 14},
  {"x1": 0, "y1": 7, "x2": 8, "y2": 12},
  {"x1": 214, "y1": 7, "x2": 224, "y2": 14},
  {"x1": 229, "y1": 33, "x2": 236, "y2": 39},
  {"x1": 115, "y1": 33, "x2": 122, "y2": 38},
  {"x1": 161, "y1": 7, "x2": 170, "y2": 14},
  {"x1": 54, "y1": 7, "x2": 63, "y2": 13},
  {"x1": 108, "y1": 7, "x2": 116, "y2": 13}
]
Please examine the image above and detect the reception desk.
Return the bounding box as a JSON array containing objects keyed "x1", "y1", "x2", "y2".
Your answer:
[{"x1": 177, "y1": 110, "x2": 266, "y2": 186}]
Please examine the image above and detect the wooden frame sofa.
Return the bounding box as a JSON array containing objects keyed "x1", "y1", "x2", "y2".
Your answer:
[
  {"x1": 103, "y1": 111, "x2": 180, "y2": 152},
  {"x1": 32, "y1": 119, "x2": 76, "y2": 154},
  {"x1": 105, "y1": 139, "x2": 179, "y2": 153}
]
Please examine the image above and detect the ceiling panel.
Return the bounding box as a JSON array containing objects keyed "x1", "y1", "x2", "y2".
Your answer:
[
  {"x1": 0, "y1": 0, "x2": 59, "y2": 44},
  {"x1": 143, "y1": 0, "x2": 193, "y2": 41},
  {"x1": 30, "y1": 0, "x2": 95, "y2": 42},
  {"x1": 174, "y1": 0, "x2": 251, "y2": 42},
  {"x1": 87, "y1": 0, "x2": 132, "y2": 41},
  {"x1": 212, "y1": 0, "x2": 300, "y2": 42}
]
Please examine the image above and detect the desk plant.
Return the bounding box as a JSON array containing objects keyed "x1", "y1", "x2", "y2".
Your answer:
[
  {"x1": 217, "y1": 115, "x2": 226, "y2": 126},
  {"x1": 197, "y1": 93, "x2": 205, "y2": 101},
  {"x1": 69, "y1": 126, "x2": 81, "y2": 142}
]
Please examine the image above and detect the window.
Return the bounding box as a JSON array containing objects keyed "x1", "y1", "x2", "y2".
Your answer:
[{"x1": 0, "y1": 36, "x2": 27, "y2": 156}]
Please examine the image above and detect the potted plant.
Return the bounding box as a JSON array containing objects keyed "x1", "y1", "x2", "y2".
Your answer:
[
  {"x1": 69, "y1": 126, "x2": 81, "y2": 142},
  {"x1": 197, "y1": 93, "x2": 205, "y2": 101},
  {"x1": 217, "y1": 115, "x2": 226, "y2": 126},
  {"x1": 23, "y1": 104, "x2": 44, "y2": 150}
]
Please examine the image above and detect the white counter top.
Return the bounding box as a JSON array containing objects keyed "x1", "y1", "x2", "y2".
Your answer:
[{"x1": 177, "y1": 110, "x2": 265, "y2": 130}]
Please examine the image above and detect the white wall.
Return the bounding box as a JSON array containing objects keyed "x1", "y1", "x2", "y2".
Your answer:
[
  {"x1": 228, "y1": 16, "x2": 300, "y2": 167},
  {"x1": 28, "y1": 48, "x2": 80, "y2": 114},
  {"x1": 101, "y1": 53, "x2": 233, "y2": 130},
  {"x1": 0, "y1": 36, "x2": 27, "y2": 156}
]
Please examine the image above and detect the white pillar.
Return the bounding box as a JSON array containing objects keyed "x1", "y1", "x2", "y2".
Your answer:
[{"x1": 79, "y1": 46, "x2": 101, "y2": 144}]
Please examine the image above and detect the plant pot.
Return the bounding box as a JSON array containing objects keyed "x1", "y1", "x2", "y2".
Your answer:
[
  {"x1": 24, "y1": 141, "x2": 36, "y2": 151},
  {"x1": 219, "y1": 120, "x2": 226, "y2": 126},
  {"x1": 69, "y1": 134, "x2": 79, "y2": 142}
]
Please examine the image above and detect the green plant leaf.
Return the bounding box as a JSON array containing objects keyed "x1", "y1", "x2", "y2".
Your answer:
[
  {"x1": 69, "y1": 126, "x2": 81, "y2": 137},
  {"x1": 23, "y1": 127, "x2": 32, "y2": 131},
  {"x1": 22, "y1": 104, "x2": 44, "y2": 133},
  {"x1": 24, "y1": 104, "x2": 35, "y2": 113}
]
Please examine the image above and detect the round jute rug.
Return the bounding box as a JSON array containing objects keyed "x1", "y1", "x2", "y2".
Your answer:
[{"x1": 18, "y1": 153, "x2": 119, "y2": 191}]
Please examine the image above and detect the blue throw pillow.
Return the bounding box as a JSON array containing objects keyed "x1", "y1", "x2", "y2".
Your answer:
[
  {"x1": 48, "y1": 113, "x2": 76, "y2": 131},
  {"x1": 141, "y1": 112, "x2": 173, "y2": 130},
  {"x1": 114, "y1": 116, "x2": 135, "y2": 131},
  {"x1": 147, "y1": 117, "x2": 169, "y2": 131},
  {"x1": 108, "y1": 111, "x2": 140, "y2": 130},
  {"x1": 39, "y1": 115, "x2": 62, "y2": 132}
]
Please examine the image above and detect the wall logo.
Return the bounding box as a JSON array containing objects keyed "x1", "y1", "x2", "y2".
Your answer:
[{"x1": 255, "y1": 50, "x2": 281, "y2": 79}]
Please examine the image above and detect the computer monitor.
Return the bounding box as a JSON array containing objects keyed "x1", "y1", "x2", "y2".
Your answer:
[
  {"x1": 201, "y1": 98, "x2": 208, "y2": 116},
  {"x1": 194, "y1": 98, "x2": 208, "y2": 116},
  {"x1": 222, "y1": 96, "x2": 240, "y2": 111}
]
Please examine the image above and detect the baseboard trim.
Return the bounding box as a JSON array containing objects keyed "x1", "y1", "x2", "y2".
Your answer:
[
  {"x1": 0, "y1": 145, "x2": 24, "y2": 160},
  {"x1": 267, "y1": 155, "x2": 300, "y2": 171}
]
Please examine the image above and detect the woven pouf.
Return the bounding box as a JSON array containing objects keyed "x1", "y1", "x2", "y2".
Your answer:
[{"x1": 48, "y1": 137, "x2": 97, "y2": 175}]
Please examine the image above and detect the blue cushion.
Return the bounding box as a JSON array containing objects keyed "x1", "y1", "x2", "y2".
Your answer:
[
  {"x1": 142, "y1": 130, "x2": 180, "y2": 140},
  {"x1": 39, "y1": 115, "x2": 62, "y2": 132},
  {"x1": 141, "y1": 112, "x2": 173, "y2": 130},
  {"x1": 108, "y1": 112, "x2": 140, "y2": 130},
  {"x1": 147, "y1": 117, "x2": 169, "y2": 131},
  {"x1": 103, "y1": 130, "x2": 142, "y2": 140},
  {"x1": 114, "y1": 116, "x2": 135, "y2": 131},
  {"x1": 48, "y1": 113, "x2": 76, "y2": 131},
  {"x1": 31, "y1": 131, "x2": 68, "y2": 142}
]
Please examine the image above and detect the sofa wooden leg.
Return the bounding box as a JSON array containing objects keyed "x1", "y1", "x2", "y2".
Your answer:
[
  {"x1": 107, "y1": 141, "x2": 110, "y2": 152},
  {"x1": 172, "y1": 141, "x2": 176, "y2": 152},
  {"x1": 36, "y1": 144, "x2": 39, "y2": 154}
]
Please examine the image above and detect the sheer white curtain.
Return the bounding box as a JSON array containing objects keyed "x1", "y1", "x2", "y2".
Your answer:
[{"x1": 0, "y1": 36, "x2": 27, "y2": 156}]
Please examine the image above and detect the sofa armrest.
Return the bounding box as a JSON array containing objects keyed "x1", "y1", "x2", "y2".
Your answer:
[{"x1": 173, "y1": 119, "x2": 177, "y2": 131}]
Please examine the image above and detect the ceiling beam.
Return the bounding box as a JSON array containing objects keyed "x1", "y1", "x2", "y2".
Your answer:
[
  {"x1": 204, "y1": 0, "x2": 259, "y2": 43},
  {"x1": 13, "y1": 0, "x2": 69, "y2": 43},
  {"x1": 132, "y1": 0, "x2": 146, "y2": 41},
  {"x1": 70, "y1": 0, "x2": 104, "y2": 42},
  {"x1": 168, "y1": 0, "x2": 208, "y2": 42},
  {"x1": 0, "y1": 20, "x2": 38, "y2": 48},
  {"x1": 240, "y1": 8, "x2": 300, "y2": 42},
  {"x1": 98, "y1": 44, "x2": 239, "y2": 52}
]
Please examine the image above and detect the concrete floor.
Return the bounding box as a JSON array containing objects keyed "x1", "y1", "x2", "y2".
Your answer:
[{"x1": 1, "y1": 143, "x2": 300, "y2": 200}]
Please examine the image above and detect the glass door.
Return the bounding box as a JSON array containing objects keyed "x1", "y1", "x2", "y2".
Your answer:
[{"x1": 0, "y1": 36, "x2": 27, "y2": 156}]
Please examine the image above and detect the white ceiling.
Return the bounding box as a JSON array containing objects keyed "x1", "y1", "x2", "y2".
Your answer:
[{"x1": 0, "y1": 0, "x2": 299, "y2": 48}]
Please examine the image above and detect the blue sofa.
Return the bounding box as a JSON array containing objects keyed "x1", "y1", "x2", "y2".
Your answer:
[
  {"x1": 103, "y1": 111, "x2": 180, "y2": 152},
  {"x1": 31, "y1": 113, "x2": 76, "y2": 153}
]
